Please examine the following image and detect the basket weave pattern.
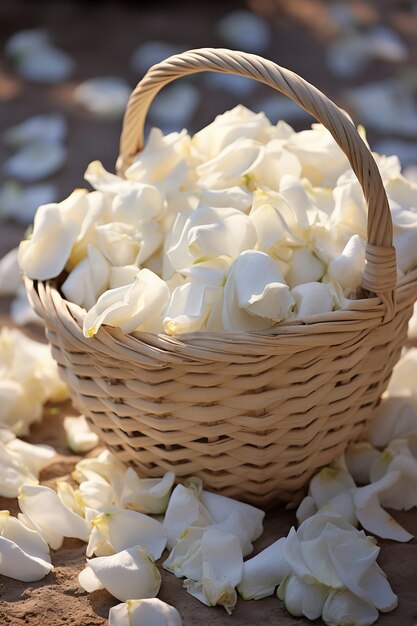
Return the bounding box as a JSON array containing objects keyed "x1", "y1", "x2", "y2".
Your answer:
[{"x1": 26, "y1": 49, "x2": 417, "y2": 507}]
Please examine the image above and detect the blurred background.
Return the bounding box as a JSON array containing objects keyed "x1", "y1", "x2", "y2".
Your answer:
[{"x1": 1, "y1": 0, "x2": 417, "y2": 261}]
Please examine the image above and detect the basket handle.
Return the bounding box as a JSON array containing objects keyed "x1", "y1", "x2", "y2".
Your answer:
[{"x1": 117, "y1": 48, "x2": 397, "y2": 310}]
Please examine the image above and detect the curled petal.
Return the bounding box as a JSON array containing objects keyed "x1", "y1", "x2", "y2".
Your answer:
[
  {"x1": 309, "y1": 463, "x2": 356, "y2": 508},
  {"x1": 286, "y1": 249, "x2": 324, "y2": 288},
  {"x1": 61, "y1": 246, "x2": 110, "y2": 311},
  {"x1": 109, "y1": 598, "x2": 182, "y2": 626},
  {"x1": 200, "y1": 489, "x2": 264, "y2": 543},
  {"x1": 322, "y1": 589, "x2": 379, "y2": 626},
  {"x1": 238, "y1": 537, "x2": 290, "y2": 600},
  {"x1": 63, "y1": 415, "x2": 99, "y2": 453},
  {"x1": 278, "y1": 573, "x2": 328, "y2": 620},
  {"x1": 292, "y1": 281, "x2": 334, "y2": 318},
  {"x1": 183, "y1": 529, "x2": 243, "y2": 614},
  {"x1": 0, "y1": 535, "x2": 53, "y2": 582},
  {"x1": 163, "y1": 484, "x2": 212, "y2": 550},
  {"x1": 296, "y1": 496, "x2": 317, "y2": 524},
  {"x1": 79, "y1": 546, "x2": 161, "y2": 602},
  {"x1": 120, "y1": 468, "x2": 175, "y2": 515},
  {"x1": 83, "y1": 269, "x2": 169, "y2": 337},
  {"x1": 345, "y1": 442, "x2": 382, "y2": 485},
  {"x1": 353, "y1": 471, "x2": 413, "y2": 541},
  {"x1": 367, "y1": 395, "x2": 417, "y2": 448},
  {"x1": 88, "y1": 508, "x2": 167, "y2": 559},
  {"x1": 327, "y1": 235, "x2": 366, "y2": 292},
  {"x1": 18, "y1": 484, "x2": 90, "y2": 549},
  {"x1": 223, "y1": 250, "x2": 294, "y2": 331}
]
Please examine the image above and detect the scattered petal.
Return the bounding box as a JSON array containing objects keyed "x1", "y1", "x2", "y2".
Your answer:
[
  {"x1": 74, "y1": 77, "x2": 131, "y2": 119},
  {"x1": 79, "y1": 546, "x2": 161, "y2": 601},
  {"x1": 109, "y1": 598, "x2": 182, "y2": 626},
  {"x1": 216, "y1": 10, "x2": 271, "y2": 53},
  {"x1": 63, "y1": 415, "x2": 99, "y2": 453},
  {"x1": 238, "y1": 537, "x2": 290, "y2": 599}
]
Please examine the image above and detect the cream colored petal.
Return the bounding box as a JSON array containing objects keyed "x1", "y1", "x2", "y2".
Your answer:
[
  {"x1": 327, "y1": 235, "x2": 366, "y2": 291},
  {"x1": 163, "y1": 484, "x2": 213, "y2": 550},
  {"x1": 79, "y1": 546, "x2": 161, "y2": 601},
  {"x1": 6, "y1": 438, "x2": 56, "y2": 475},
  {"x1": 1, "y1": 512, "x2": 50, "y2": 562},
  {"x1": 286, "y1": 249, "x2": 325, "y2": 288},
  {"x1": 72, "y1": 449, "x2": 126, "y2": 484},
  {"x1": 292, "y1": 281, "x2": 334, "y2": 318},
  {"x1": 0, "y1": 248, "x2": 21, "y2": 296},
  {"x1": 223, "y1": 250, "x2": 294, "y2": 331},
  {"x1": 367, "y1": 395, "x2": 417, "y2": 448},
  {"x1": 196, "y1": 137, "x2": 264, "y2": 189},
  {"x1": 56, "y1": 482, "x2": 85, "y2": 518},
  {"x1": 163, "y1": 527, "x2": 205, "y2": 580},
  {"x1": 277, "y1": 573, "x2": 328, "y2": 620},
  {"x1": 296, "y1": 496, "x2": 317, "y2": 524},
  {"x1": 318, "y1": 492, "x2": 358, "y2": 527},
  {"x1": 18, "y1": 484, "x2": 90, "y2": 549},
  {"x1": 353, "y1": 471, "x2": 413, "y2": 541},
  {"x1": 109, "y1": 598, "x2": 182, "y2": 626},
  {"x1": 238, "y1": 537, "x2": 290, "y2": 600},
  {"x1": 309, "y1": 463, "x2": 356, "y2": 508},
  {"x1": 83, "y1": 269, "x2": 169, "y2": 337},
  {"x1": 79, "y1": 479, "x2": 114, "y2": 511},
  {"x1": 0, "y1": 535, "x2": 53, "y2": 581},
  {"x1": 120, "y1": 468, "x2": 175, "y2": 515},
  {"x1": 345, "y1": 443, "x2": 382, "y2": 485},
  {"x1": 18, "y1": 204, "x2": 80, "y2": 281},
  {"x1": 184, "y1": 529, "x2": 243, "y2": 614},
  {"x1": 376, "y1": 453, "x2": 417, "y2": 510},
  {"x1": 200, "y1": 490, "x2": 264, "y2": 543},
  {"x1": 63, "y1": 415, "x2": 99, "y2": 453},
  {"x1": 74, "y1": 77, "x2": 130, "y2": 119},
  {"x1": 322, "y1": 589, "x2": 379, "y2": 626},
  {"x1": 89, "y1": 508, "x2": 167, "y2": 559},
  {"x1": 62, "y1": 246, "x2": 110, "y2": 311}
]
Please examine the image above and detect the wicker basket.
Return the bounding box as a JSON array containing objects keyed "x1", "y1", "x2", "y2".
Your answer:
[{"x1": 26, "y1": 48, "x2": 417, "y2": 508}]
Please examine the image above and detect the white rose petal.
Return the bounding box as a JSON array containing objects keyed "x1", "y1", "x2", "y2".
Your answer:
[
  {"x1": 16, "y1": 46, "x2": 74, "y2": 84},
  {"x1": 223, "y1": 250, "x2": 294, "y2": 331},
  {"x1": 238, "y1": 537, "x2": 290, "y2": 599},
  {"x1": 109, "y1": 598, "x2": 182, "y2": 626},
  {"x1": 308, "y1": 461, "x2": 356, "y2": 508},
  {"x1": 163, "y1": 483, "x2": 213, "y2": 550},
  {"x1": 87, "y1": 508, "x2": 166, "y2": 559},
  {"x1": 63, "y1": 415, "x2": 99, "y2": 453},
  {"x1": 196, "y1": 137, "x2": 264, "y2": 189},
  {"x1": 166, "y1": 205, "x2": 256, "y2": 271},
  {"x1": 18, "y1": 189, "x2": 88, "y2": 280},
  {"x1": 296, "y1": 495, "x2": 318, "y2": 524},
  {"x1": 62, "y1": 246, "x2": 110, "y2": 311},
  {"x1": 322, "y1": 589, "x2": 379, "y2": 626},
  {"x1": 83, "y1": 269, "x2": 169, "y2": 337},
  {"x1": 72, "y1": 450, "x2": 126, "y2": 485},
  {"x1": 3, "y1": 114, "x2": 67, "y2": 147},
  {"x1": 353, "y1": 471, "x2": 413, "y2": 541},
  {"x1": 184, "y1": 529, "x2": 243, "y2": 614},
  {"x1": 286, "y1": 248, "x2": 325, "y2": 288},
  {"x1": 292, "y1": 281, "x2": 334, "y2": 318},
  {"x1": 192, "y1": 105, "x2": 272, "y2": 160},
  {"x1": 95, "y1": 221, "x2": 162, "y2": 267},
  {"x1": 79, "y1": 546, "x2": 161, "y2": 601},
  {"x1": 0, "y1": 534, "x2": 53, "y2": 582},
  {"x1": 199, "y1": 186, "x2": 252, "y2": 213},
  {"x1": 368, "y1": 395, "x2": 417, "y2": 447},
  {"x1": 345, "y1": 443, "x2": 381, "y2": 485},
  {"x1": 372, "y1": 452, "x2": 417, "y2": 511},
  {"x1": 0, "y1": 248, "x2": 21, "y2": 296},
  {"x1": 125, "y1": 128, "x2": 190, "y2": 196},
  {"x1": 74, "y1": 77, "x2": 130, "y2": 119},
  {"x1": 56, "y1": 482, "x2": 85, "y2": 518},
  {"x1": 109, "y1": 265, "x2": 140, "y2": 289},
  {"x1": 18, "y1": 484, "x2": 90, "y2": 550},
  {"x1": 277, "y1": 573, "x2": 328, "y2": 620},
  {"x1": 120, "y1": 468, "x2": 175, "y2": 514},
  {"x1": 200, "y1": 490, "x2": 264, "y2": 543},
  {"x1": 6, "y1": 437, "x2": 56, "y2": 475},
  {"x1": 3, "y1": 141, "x2": 67, "y2": 182}
]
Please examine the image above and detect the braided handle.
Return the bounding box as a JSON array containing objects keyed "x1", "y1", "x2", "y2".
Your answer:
[{"x1": 117, "y1": 48, "x2": 397, "y2": 307}]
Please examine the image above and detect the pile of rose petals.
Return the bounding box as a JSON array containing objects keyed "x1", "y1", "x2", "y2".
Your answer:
[{"x1": 18, "y1": 106, "x2": 417, "y2": 337}]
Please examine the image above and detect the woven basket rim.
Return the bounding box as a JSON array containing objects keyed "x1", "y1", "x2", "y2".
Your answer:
[{"x1": 25, "y1": 268, "x2": 417, "y2": 351}]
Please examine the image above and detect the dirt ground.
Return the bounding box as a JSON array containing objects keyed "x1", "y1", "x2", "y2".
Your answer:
[{"x1": 1, "y1": 1, "x2": 417, "y2": 624}]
